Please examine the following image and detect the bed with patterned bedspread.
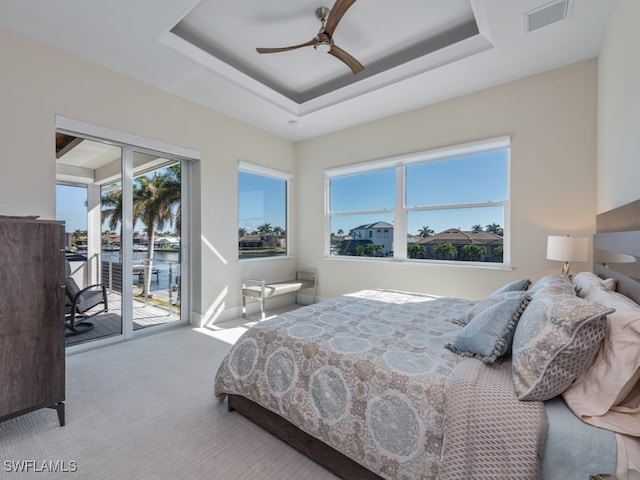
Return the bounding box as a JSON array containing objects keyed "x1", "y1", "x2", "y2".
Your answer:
[{"x1": 214, "y1": 289, "x2": 556, "y2": 479}]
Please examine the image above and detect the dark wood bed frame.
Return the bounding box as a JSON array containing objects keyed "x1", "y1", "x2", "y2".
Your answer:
[
  {"x1": 226, "y1": 199, "x2": 640, "y2": 479},
  {"x1": 227, "y1": 394, "x2": 383, "y2": 479}
]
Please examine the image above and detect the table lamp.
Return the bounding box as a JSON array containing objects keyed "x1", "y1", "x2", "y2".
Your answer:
[{"x1": 546, "y1": 235, "x2": 589, "y2": 275}]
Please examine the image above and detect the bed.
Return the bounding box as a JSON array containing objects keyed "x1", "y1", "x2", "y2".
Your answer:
[{"x1": 215, "y1": 204, "x2": 640, "y2": 479}]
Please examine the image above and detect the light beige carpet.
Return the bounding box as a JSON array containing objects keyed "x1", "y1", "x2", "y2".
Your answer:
[{"x1": 0, "y1": 324, "x2": 338, "y2": 479}]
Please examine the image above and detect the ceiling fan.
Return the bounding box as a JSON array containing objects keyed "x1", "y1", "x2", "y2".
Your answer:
[{"x1": 256, "y1": 0, "x2": 364, "y2": 74}]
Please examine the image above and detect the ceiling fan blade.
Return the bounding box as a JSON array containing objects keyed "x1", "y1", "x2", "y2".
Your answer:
[
  {"x1": 329, "y1": 44, "x2": 364, "y2": 74},
  {"x1": 324, "y1": 0, "x2": 357, "y2": 36},
  {"x1": 256, "y1": 39, "x2": 315, "y2": 54}
]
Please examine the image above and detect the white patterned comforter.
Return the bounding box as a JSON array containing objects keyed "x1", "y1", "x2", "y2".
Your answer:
[{"x1": 214, "y1": 289, "x2": 546, "y2": 479}]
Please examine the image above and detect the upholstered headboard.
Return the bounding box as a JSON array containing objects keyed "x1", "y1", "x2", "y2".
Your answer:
[{"x1": 594, "y1": 199, "x2": 640, "y2": 305}]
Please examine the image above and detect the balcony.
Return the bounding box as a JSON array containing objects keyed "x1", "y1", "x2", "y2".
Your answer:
[{"x1": 65, "y1": 255, "x2": 181, "y2": 346}]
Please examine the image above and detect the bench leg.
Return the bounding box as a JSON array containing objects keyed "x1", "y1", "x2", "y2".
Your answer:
[
  {"x1": 242, "y1": 294, "x2": 247, "y2": 319},
  {"x1": 260, "y1": 296, "x2": 265, "y2": 320}
]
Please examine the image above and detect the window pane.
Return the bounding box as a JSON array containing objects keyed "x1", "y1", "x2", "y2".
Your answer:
[
  {"x1": 330, "y1": 213, "x2": 393, "y2": 257},
  {"x1": 407, "y1": 206, "x2": 504, "y2": 262},
  {"x1": 239, "y1": 171, "x2": 287, "y2": 259},
  {"x1": 406, "y1": 150, "x2": 508, "y2": 207},
  {"x1": 330, "y1": 168, "x2": 396, "y2": 212}
]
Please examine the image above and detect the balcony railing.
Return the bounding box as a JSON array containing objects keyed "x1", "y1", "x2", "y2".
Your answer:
[{"x1": 71, "y1": 253, "x2": 181, "y2": 322}]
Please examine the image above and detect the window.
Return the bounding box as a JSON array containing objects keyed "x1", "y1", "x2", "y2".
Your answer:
[
  {"x1": 238, "y1": 162, "x2": 291, "y2": 260},
  {"x1": 326, "y1": 137, "x2": 510, "y2": 265}
]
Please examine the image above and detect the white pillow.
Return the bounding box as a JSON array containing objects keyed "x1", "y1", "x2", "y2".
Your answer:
[
  {"x1": 563, "y1": 304, "x2": 640, "y2": 436},
  {"x1": 573, "y1": 271, "x2": 616, "y2": 298},
  {"x1": 583, "y1": 283, "x2": 640, "y2": 312}
]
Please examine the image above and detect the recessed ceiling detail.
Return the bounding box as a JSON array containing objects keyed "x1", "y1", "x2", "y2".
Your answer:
[{"x1": 160, "y1": 0, "x2": 493, "y2": 115}]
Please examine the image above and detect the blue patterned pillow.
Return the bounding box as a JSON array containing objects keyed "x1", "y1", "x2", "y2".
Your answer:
[
  {"x1": 446, "y1": 293, "x2": 531, "y2": 363},
  {"x1": 512, "y1": 295, "x2": 614, "y2": 401},
  {"x1": 456, "y1": 291, "x2": 527, "y2": 326},
  {"x1": 528, "y1": 273, "x2": 575, "y2": 298},
  {"x1": 490, "y1": 278, "x2": 531, "y2": 296}
]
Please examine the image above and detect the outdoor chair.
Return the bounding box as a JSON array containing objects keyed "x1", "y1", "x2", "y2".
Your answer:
[{"x1": 64, "y1": 259, "x2": 108, "y2": 336}]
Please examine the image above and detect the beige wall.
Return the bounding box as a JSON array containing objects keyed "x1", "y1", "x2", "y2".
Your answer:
[
  {"x1": 0, "y1": 26, "x2": 296, "y2": 325},
  {"x1": 597, "y1": 0, "x2": 640, "y2": 214},
  {"x1": 295, "y1": 60, "x2": 598, "y2": 300}
]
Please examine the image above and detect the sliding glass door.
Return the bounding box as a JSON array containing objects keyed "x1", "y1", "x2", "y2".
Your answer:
[{"x1": 56, "y1": 133, "x2": 188, "y2": 347}]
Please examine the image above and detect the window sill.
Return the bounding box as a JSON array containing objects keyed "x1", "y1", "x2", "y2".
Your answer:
[{"x1": 323, "y1": 255, "x2": 514, "y2": 271}]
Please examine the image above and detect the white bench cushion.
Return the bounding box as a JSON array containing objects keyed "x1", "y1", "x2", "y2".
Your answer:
[{"x1": 243, "y1": 279, "x2": 315, "y2": 299}]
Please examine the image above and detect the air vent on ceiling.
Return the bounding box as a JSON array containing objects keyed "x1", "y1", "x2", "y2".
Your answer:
[{"x1": 524, "y1": 0, "x2": 573, "y2": 32}]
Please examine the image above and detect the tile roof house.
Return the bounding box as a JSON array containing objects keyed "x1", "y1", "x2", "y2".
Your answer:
[{"x1": 416, "y1": 228, "x2": 503, "y2": 262}]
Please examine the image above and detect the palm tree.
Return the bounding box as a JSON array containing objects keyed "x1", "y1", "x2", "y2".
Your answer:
[
  {"x1": 134, "y1": 169, "x2": 180, "y2": 296},
  {"x1": 471, "y1": 224, "x2": 483, "y2": 232},
  {"x1": 485, "y1": 223, "x2": 504, "y2": 236},
  {"x1": 408, "y1": 243, "x2": 425, "y2": 259},
  {"x1": 435, "y1": 243, "x2": 457, "y2": 260},
  {"x1": 256, "y1": 223, "x2": 273, "y2": 235},
  {"x1": 101, "y1": 183, "x2": 124, "y2": 233},
  {"x1": 101, "y1": 164, "x2": 181, "y2": 296},
  {"x1": 418, "y1": 225, "x2": 435, "y2": 238},
  {"x1": 461, "y1": 244, "x2": 487, "y2": 261},
  {"x1": 238, "y1": 227, "x2": 247, "y2": 238},
  {"x1": 337, "y1": 228, "x2": 344, "y2": 238}
]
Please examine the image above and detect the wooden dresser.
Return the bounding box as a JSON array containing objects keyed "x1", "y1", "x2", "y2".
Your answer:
[{"x1": 0, "y1": 218, "x2": 66, "y2": 426}]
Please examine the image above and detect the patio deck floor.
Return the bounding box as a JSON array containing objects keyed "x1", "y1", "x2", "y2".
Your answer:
[{"x1": 65, "y1": 290, "x2": 181, "y2": 347}]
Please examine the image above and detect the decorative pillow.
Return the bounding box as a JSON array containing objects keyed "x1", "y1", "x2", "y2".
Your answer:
[
  {"x1": 573, "y1": 271, "x2": 616, "y2": 298},
  {"x1": 446, "y1": 293, "x2": 531, "y2": 363},
  {"x1": 512, "y1": 294, "x2": 614, "y2": 401},
  {"x1": 528, "y1": 273, "x2": 576, "y2": 298},
  {"x1": 584, "y1": 285, "x2": 640, "y2": 312},
  {"x1": 455, "y1": 291, "x2": 527, "y2": 326},
  {"x1": 562, "y1": 308, "x2": 640, "y2": 436},
  {"x1": 490, "y1": 278, "x2": 531, "y2": 296}
]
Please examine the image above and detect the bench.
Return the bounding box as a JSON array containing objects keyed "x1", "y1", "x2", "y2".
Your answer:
[{"x1": 242, "y1": 270, "x2": 317, "y2": 319}]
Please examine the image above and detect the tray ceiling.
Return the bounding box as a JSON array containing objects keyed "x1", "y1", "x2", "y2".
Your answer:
[{"x1": 0, "y1": 0, "x2": 615, "y2": 141}]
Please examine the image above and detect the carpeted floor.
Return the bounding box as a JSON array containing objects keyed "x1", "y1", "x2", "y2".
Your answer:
[{"x1": 0, "y1": 322, "x2": 338, "y2": 479}]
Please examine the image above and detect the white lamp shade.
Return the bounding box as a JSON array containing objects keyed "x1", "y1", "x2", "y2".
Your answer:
[{"x1": 547, "y1": 235, "x2": 589, "y2": 262}]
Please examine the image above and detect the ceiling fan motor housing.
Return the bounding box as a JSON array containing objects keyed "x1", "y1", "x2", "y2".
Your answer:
[{"x1": 315, "y1": 7, "x2": 331, "y2": 23}]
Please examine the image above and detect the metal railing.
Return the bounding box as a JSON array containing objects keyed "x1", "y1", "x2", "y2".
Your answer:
[{"x1": 75, "y1": 252, "x2": 181, "y2": 321}]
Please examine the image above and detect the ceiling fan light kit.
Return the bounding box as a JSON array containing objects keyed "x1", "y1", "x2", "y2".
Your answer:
[
  {"x1": 256, "y1": 0, "x2": 364, "y2": 74},
  {"x1": 314, "y1": 41, "x2": 332, "y2": 54}
]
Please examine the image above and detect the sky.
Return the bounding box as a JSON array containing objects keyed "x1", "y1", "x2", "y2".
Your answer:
[
  {"x1": 57, "y1": 165, "x2": 180, "y2": 235},
  {"x1": 238, "y1": 171, "x2": 286, "y2": 233},
  {"x1": 329, "y1": 149, "x2": 508, "y2": 236},
  {"x1": 56, "y1": 184, "x2": 88, "y2": 233}
]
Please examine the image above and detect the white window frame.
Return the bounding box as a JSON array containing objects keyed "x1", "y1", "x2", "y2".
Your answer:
[
  {"x1": 238, "y1": 160, "x2": 293, "y2": 261},
  {"x1": 325, "y1": 136, "x2": 511, "y2": 267}
]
